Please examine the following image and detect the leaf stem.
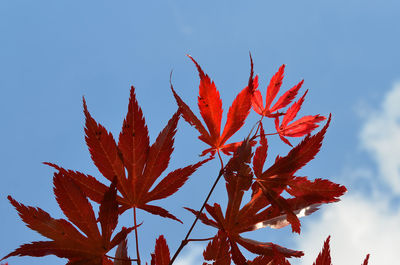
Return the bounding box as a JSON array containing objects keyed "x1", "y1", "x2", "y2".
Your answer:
[
  {"x1": 169, "y1": 168, "x2": 224, "y2": 265},
  {"x1": 217, "y1": 150, "x2": 224, "y2": 169},
  {"x1": 133, "y1": 207, "x2": 141, "y2": 265}
]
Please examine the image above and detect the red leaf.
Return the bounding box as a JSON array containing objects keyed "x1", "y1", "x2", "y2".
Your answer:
[
  {"x1": 362, "y1": 254, "x2": 370, "y2": 265},
  {"x1": 184, "y1": 207, "x2": 219, "y2": 228},
  {"x1": 2, "y1": 179, "x2": 132, "y2": 264},
  {"x1": 287, "y1": 177, "x2": 347, "y2": 202},
  {"x1": 151, "y1": 236, "x2": 170, "y2": 265},
  {"x1": 265, "y1": 64, "x2": 285, "y2": 111},
  {"x1": 313, "y1": 236, "x2": 332, "y2": 265},
  {"x1": 134, "y1": 111, "x2": 180, "y2": 201},
  {"x1": 118, "y1": 86, "x2": 150, "y2": 196},
  {"x1": 253, "y1": 124, "x2": 268, "y2": 178},
  {"x1": 114, "y1": 240, "x2": 131, "y2": 265},
  {"x1": 45, "y1": 163, "x2": 112, "y2": 204},
  {"x1": 171, "y1": 56, "x2": 253, "y2": 156},
  {"x1": 219, "y1": 73, "x2": 253, "y2": 145},
  {"x1": 49, "y1": 86, "x2": 209, "y2": 223},
  {"x1": 170, "y1": 79, "x2": 211, "y2": 146},
  {"x1": 281, "y1": 90, "x2": 308, "y2": 128},
  {"x1": 146, "y1": 157, "x2": 212, "y2": 202},
  {"x1": 229, "y1": 241, "x2": 247, "y2": 265},
  {"x1": 224, "y1": 139, "x2": 253, "y2": 227},
  {"x1": 262, "y1": 115, "x2": 331, "y2": 180},
  {"x1": 274, "y1": 90, "x2": 326, "y2": 146},
  {"x1": 270, "y1": 80, "x2": 303, "y2": 113},
  {"x1": 140, "y1": 204, "x2": 182, "y2": 224},
  {"x1": 188, "y1": 55, "x2": 223, "y2": 142},
  {"x1": 203, "y1": 231, "x2": 231, "y2": 265},
  {"x1": 98, "y1": 180, "x2": 119, "y2": 245},
  {"x1": 83, "y1": 98, "x2": 128, "y2": 198},
  {"x1": 251, "y1": 64, "x2": 301, "y2": 118},
  {"x1": 187, "y1": 141, "x2": 303, "y2": 262},
  {"x1": 53, "y1": 172, "x2": 101, "y2": 240},
  {"x1": 248, "y1": 255, "x2": 273, "y2": 265},
  {"x1": 236, "y1": 236, "x2": 303, "y2": 258},
  {"x1": 256, "y1": 182, "x2": 301, "y2": 233}
]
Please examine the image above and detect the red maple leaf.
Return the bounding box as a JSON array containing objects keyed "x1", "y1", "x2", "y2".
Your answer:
[
  {"x1": 188, "y1": 117, "x2": 346, "y2": 264},
  {"x1": 170, "y1": 55, "x2": 255, "y2": 156},
  {"x1": 151, "y1": 236, "x2": 171, "y2": 265},
  {"x1": 187, "y1": 139, "x2": 304, "y2": 265},
  {"x1": 249, "y1": 115, "x2": 346, "y2": 234},
  {"x1": 2, "y1": 175, "x2": 133, "y2": 265},
  {"x1": 114, "y1": 239, "x2": 132, "y2": 265},
  {"x1": 274, "y1": 90, "x2": 326, "y2": 146},
  {"x1": 313, "y1": 236, "x2": 370, "y2": 265},
  {"x1": 251, "y1": 64, "x2": 302, "y2": 118},
  {"x1": 46, "y1": 86, "x2": 210, "y2": 222},
  {"x1": 250, "y1": 64, "x2": 326, "y2": 146},
  {"x1": 202, "y1": 231, "x2": 231, "y2": 265},
  {"x1": 313, "y1": 236, "x2": 332, "y2": 265}
]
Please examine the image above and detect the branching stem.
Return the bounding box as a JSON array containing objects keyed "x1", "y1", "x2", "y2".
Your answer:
[{"x1": 169, "y1": 168, "x2": 225, "y2": 265}]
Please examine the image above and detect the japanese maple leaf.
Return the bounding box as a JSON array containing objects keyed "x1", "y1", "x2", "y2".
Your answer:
[
  {"x1": 188, "y1": 118, "x2": 346, "y2": 264},
  {"x1": 251, "y1": 64, "x2": 303, "y2": 118},
  {"x1": 202, "y1": 230, "x2": 231, "y2": 265},
  {"x1": 46, "y1": 86, "x2": 210, "y2": 222},
  {"x1": 113, "y1": 239, "x2": 132, "y2": 265},
  {"x1": 2, "y1": 174, "x2": 133, "y2": 265},
  {"x1": 186, "y1": 139, "x2": 304, "y2": 265},
  {"x1": 150, "y1": 236, "x2": 170, "y2": 265},
  {"x1": 249, "y1": 115, "x2": 346, "y2": 234},
  {"x1": 274, "y1": 90, "x2": 326, "y2": 146},
  {"x1": 313, "y1": 236, "x2": 370, "y2": 265},
  {"x1": 170, "y1": 55, "x2": 255, "y2": 156}
]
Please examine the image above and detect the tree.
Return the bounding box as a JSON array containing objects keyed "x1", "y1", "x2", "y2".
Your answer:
[{"x1": 1, "y1": 55, "x2": 369, "y2": 265}]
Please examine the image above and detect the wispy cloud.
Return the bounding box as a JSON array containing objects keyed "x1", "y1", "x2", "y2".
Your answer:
[
  {"x1": 360, "y1": 82, "x2": 400, "y2": 195},
  {"x1": 295, "y1": 82, "x2": 400, "y2": 265}
]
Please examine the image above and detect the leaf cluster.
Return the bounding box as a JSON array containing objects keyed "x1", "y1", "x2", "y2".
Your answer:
[{"x1": 2, "y1": 55, "x2": 368, "y2": 265}]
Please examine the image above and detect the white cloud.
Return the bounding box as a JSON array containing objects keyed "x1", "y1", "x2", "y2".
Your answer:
[
  {"x1": 293, "y1": 194, "x2": 400, "y2": 265},
  {"x1": 295, "y1": 82, "x2": 400, "y2": 265},
  {"x1": 360, "y1": 82, "x2": 400, "y2": 195}
]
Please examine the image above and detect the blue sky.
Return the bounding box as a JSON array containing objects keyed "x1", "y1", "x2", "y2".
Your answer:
[{"x1": 1, "y1": 1, "x2": 400, "y2": 264}]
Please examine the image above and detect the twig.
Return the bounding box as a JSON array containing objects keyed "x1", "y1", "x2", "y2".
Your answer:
[{"x1": 169, "y1": 168, "x2": 224, "y2": 265}]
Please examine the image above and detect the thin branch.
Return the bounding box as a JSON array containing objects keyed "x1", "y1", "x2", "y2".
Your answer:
[
  {"x1": 169, "y1": 168, "x2": 225, "y2": 265},
  {"x1": 217, "y1": 150, "x2": 224, "y2": 169}
]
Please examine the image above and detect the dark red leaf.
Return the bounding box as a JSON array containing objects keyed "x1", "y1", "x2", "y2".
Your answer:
[
  {"x1": 139, "y1": 204, "x2": 182, "y2": 224},
  {"x1": 313, "y1": 236, "x2": 332, "y2": 265},
  {"x1": 362, "y1": 254, "x2": 370, "y2": 265},
  {"x1": 253, "y1": 124, "x2": 268, "y2": 178},
  {"x1": 146, "y1": 157, "x2": 212, "y2": 202},
  {"x1": 99, "y1": 181, "x2": 119, "y2": 245},
  {"x1": 151, "y1": 236, "x2": 170, "y2": 265},
  {"x1": 114, "y1": 240, "x2": 131, "y2": 265},
  {"x1": 171, "y1": 56, "x2": 253, "y2": 156},
  {"x1": 118, "y1": 86, "x2": 150, "y2": 195},
  {"x1": 3, "y1": 179, "x2": 132, "y2": 264},
  {"x1": 83, "y1": 98, "x2": 129, "y2": 198},
  {"x1": 203, "y1": 231, "x2": 231, "y2": 265}
]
